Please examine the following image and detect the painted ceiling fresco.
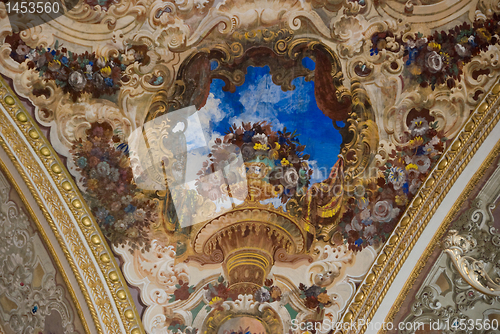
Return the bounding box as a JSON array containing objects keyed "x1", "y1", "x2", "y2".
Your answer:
[{"x1": 0, "y1": 0, "x2": 500, "y2": 333}]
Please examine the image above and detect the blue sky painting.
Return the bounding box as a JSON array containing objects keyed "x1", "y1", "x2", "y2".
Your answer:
[{"x1": 183, "y1": 65, "x2": 343, "y2": 184}]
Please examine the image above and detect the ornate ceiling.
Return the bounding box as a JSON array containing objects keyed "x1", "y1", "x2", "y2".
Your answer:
[{"x1": 0, "y1": 0, "x2": 499, "y2": 333}]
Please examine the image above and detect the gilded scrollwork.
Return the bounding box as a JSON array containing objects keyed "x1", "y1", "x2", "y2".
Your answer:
[{"x1": 0, "y1": 0, "x2": 500, "y2": 332}]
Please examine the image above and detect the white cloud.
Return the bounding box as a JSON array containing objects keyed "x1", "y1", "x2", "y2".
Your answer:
[
  {"x1": 238, "y1": 74, "x2": 310, "y2": 116},
  {"x1": 308, "y1": 160, "x2": 329, "y2": 184}
]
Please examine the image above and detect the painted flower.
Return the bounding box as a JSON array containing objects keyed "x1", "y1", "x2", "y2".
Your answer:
[
  {"x1": 351, "y1": 217, "x2": 363, "y2": 231},
  {"x1": 360, "y1": 208, "x2": 370, "y2": 220},
  {"x1": 110, "y1": 168, "x2": 120, "y2": 182},
  {"x1": 268, "y1": 149, "x2": 279, "y2": 160},
  {"x1": 241, "y1": 143, "x2": 255, "y2": 161},
  {"x1": 252, "y1": 133, "x2": 268, "y2": 146},
  {"x1": 96, "y1": 161, "x2": 110, "y2": 177},
  {"x1": 48, "y1": 60, "x2": 62, "y2": 71},
  {"x1": 209, "y1": 296, "x2": 223, "y2": 306},
  {"x1": 425, "y1": 51, "x2": 443, "y2": 73},
  {"x1": 121, "y1": 195, "x2": 133, "y2": 204},
  {"x1": 16, "y1": 44, "x2": 30, "y2": 56},
  {"x1": 304, "y1": 285, "x2": 322, "y2": 298},
  {"x1": 123, "y1": 213, "x2": 135, "y2": 225},
  {"x1": 68, "y1": 71, "x2": 87, "y2": 91},
  {"x1": 242, "y1": 130, "x2": 255, "y2": 143},
  {"x1": 96, "y1": 207, "x2": 109, "y2": 220},
  {"x1": 110, "y1": 201, "x2": 122, "y2": 211},
  {"x1": 280, "y1": 158, "x2": 290, "y2": 166},
  {"x1": 413, "y1": 155, "x2": 431, "y2": 173},
  {"x1": 134, "y1": 208, "x2": 146, "y2": 221},
  {"x1": 427, "y1": 42, "x2": 441, "y2": 51},
  {"x1": 282, "y1": 168, "x2": 299, "y2": 188},
  {"x1": 115, "y1": 220, "x2": 127, "y2": 231},
  {"x1": 100, "y1": 66, "x2": 112, "y2": 77},
  {"x1": 104, "y1": 215, "x2": 115, "y2": 224},
  {"x1": 409, "y1": 65, "x2": 422, "y2": 76},
  {"x1": 423, "y1": 142, "x2": 438, "y2": 156},
  {"x1": 395, "y1": 194, "x2": 408, "y2": 206},
  {"x1": 116, "y1": 184, "x2": 126, "y2": 194},
  {"x1": 362, "y1": 217, "x2": 373, "y2": 226},
  {"x1": 364, "y1": 224, "x2": 376, "y2": 238},
  {"x1": 254, "y1": 287, "x2": 270, "y2": 303},
  {"x1": 124, "y1": 204, "x2": 136, "y2": 213},
  {"x1": 76, "y1": 156, "x2": 87, "y2": 168},
  {"x1": 409, "y1": 136, "x2": 424, "y2": 148},
  {"x1": 93, "y1": 72, "x2": 105, "y2": 90},
  {"x1": 409, "y1": 117, "x2": 429, "y2": 137},
  {"x1": 36, "y1": 55, "x2": 47, "y2": 68},
  {"x1": 409, "y1": 178, "x2": 422, "y2": 194},
  {"x1": 253, "y1": 142, "x2": 269, "y2": 151},
  {"x1": 87, "y1": 178, "x2": 99, "y2": 190},
  {"x1": 317, "y1": 292, "x2": 331, "y2": 305},
  {"x1": 407, "y1": 37, "x2": 427, "y2": 49},
  {"x1": 388, "y1": 166, "x2": 406, "y2": 190},
  {"x1": 455, "y1": 43, "x2": 470, "y2": 57},
  {"x1": 270, "y1": 286, "x2": 282, "y2": 300},
  {"x1": 104, "y1": 77, "x2": 114, "y2": 87},
  {"x1": 406, "y1": 163, "x2": 418, "y2": 172},
  {"x1": 96, "y1": 57, "x2": 107, "y2": 68},
  {"x1": 372, "y1": 200, "x2": 400, "y2": 223},
  {"x1": 358, "y1": 197, "x2": 369, "y2": 209}
]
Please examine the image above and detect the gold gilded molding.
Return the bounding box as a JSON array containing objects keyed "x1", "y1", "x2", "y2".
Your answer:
[
  {"x1": 341, "y1": 79, "x2": 500, "y2": 333},
  {"x1": 381, "y1": 137, "x2": 500, "y2": 330},
  {"x1": 0, "y1": 156, "x2": 92, "y2": 334},
  {"x1": 0, "y1": 77, "x2": 144, "y2": 334}
]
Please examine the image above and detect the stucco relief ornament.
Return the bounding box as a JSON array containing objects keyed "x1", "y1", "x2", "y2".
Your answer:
[
  {"x1": 0, "y1": 173, "x2": 77, "y2": 334},
  {"x1": 443, "y1": 230, "x2": 500, "y2": 296}
]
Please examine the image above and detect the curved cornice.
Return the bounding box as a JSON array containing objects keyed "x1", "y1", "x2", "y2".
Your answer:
[{"x1": 0, "y1": 77, "x2": 144, "y2": 334}]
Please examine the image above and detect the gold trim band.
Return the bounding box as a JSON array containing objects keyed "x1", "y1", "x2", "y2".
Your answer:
[
  {"x1": 0, "y1": 76, "x2": 144, "y2": 334},
  {"x1": 0, "y1": 153, "x2": 92, "y2": 334},
  {"x1": 342, "y1": 80, "x2": 500, "y2": 332}
]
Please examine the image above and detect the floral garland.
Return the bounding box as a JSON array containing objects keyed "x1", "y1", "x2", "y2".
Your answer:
[
  {"x1": 203, "y1": 276, "x2": 239, "y2": 311},
  {"x1": 71, "y1": 122, "x2": 157, "y2": 252},
  {"x1": 338, "y1": 115, "x2": 445, "y2": 251},
  {"x1": 5, "y1": 34, "x2": 148, "y2": 101},
  {"x1": 370, "y1": 14, "x2": 500, "y2": 89},
  {"x1": 168, "y1": 276, "x2": 283, "y2": 312},
  {"x1": 298, "y1": 283, "x2": 332, "y2": 313},
  {"x1": 168, "y1": 280, "x2": 196, "y2": 303},
  {"x1": 195, "y1": 122, "x2": 312, "y2": 204},
  {"x1": 253, "y1": 279, "x2": 283, "y2": 303}
]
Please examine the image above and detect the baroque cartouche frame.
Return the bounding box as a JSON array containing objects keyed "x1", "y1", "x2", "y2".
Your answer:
[
  {"x1": 0, "y1": 19, "x2": 500, "y2": 334},
  {"x1": 144, "y1": 29, "x2": 379, "y2": 243}
]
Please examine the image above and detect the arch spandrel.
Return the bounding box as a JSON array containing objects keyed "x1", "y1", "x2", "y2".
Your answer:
[{"x1": 0, "y1": 0, "x2": 499, "y2": 333}]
